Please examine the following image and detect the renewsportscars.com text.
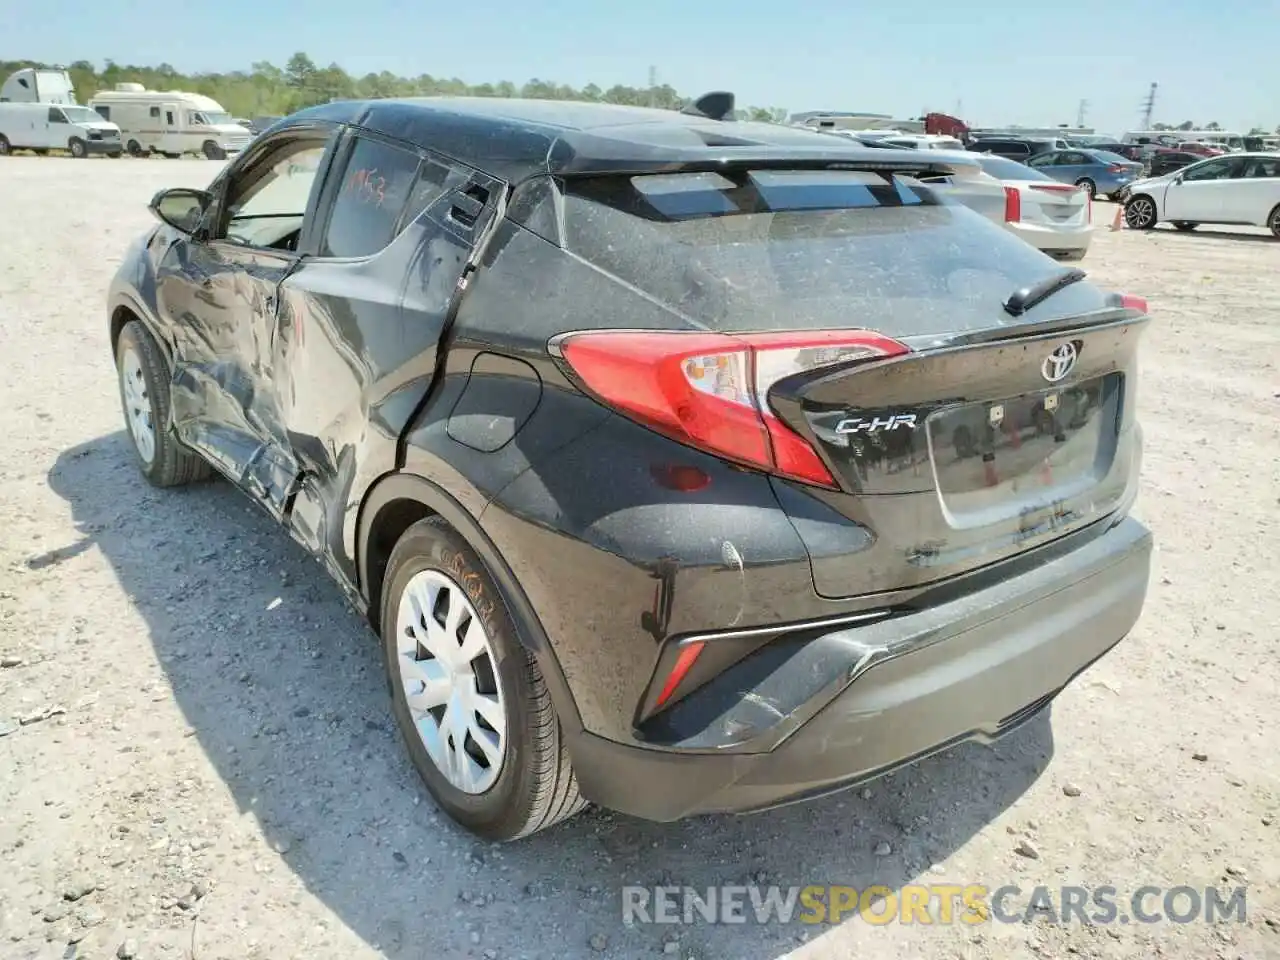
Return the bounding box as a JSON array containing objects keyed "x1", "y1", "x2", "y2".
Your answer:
[{"x1": 621, "y1": 884, "x2": 1248, "y2": 926}]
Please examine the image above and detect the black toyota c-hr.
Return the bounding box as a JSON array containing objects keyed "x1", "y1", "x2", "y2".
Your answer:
[{"x1": 107, "y1": 94, "x2": 1153, "y2": 840}]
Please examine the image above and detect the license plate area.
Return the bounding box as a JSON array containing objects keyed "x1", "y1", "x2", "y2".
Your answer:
[{"x1": 926, "y1": 373, "x2": 1123, "y2": 524}]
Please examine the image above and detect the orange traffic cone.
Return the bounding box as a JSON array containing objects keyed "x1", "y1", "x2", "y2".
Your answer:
[{"x1": 1110, "y1": 204, "x2": 1124, "y2": 232}]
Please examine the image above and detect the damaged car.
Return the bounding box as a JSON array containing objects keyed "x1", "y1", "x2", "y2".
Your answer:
[{"x1": 107, "y1": 93, "x2": 1154, "y2": 840}]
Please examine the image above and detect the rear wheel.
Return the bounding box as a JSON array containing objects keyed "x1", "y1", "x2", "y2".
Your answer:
[
  {"x1": 202, "y1": 140, "x2": 226, "y2": 160},
  {"x1": 1268, "y1": 205, "x2": 1280, "y2": 239},
  {"x1": 1172, "y1": 222, "x2": 1199, "y2": 232},
  {"x1": 0, "y1": 134, "x2": 9, "y2": 156},
  {"x1": 1074, "y1": 178, "x2": 1096, "y2": 199},
  {"x1": 381, "y1": 517, "x2": 586, "y2": 841},
  {"x1": 126, "y1": 139, "x2": 144, "y2": 157},
  {"x1": 1124, "y1": 195, "x2": 1158, "y2": 230},
  {"x1": 68, "y1": 137, "x2": 88, "y2": 159},
  {"x1": 114, "y1": 321, "x2": 212, "y2": 487}
]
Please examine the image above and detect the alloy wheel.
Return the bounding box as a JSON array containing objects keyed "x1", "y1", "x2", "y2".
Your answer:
[
  {"x1": 1125, "y1": 198, "x2": 1155, "y2": 229},
  {"x1": 395, "y1": 569, "x2": 507, "y2": 794},
  {"x1": 119, "y1": 345, "x2": 156, "y2": 464}
]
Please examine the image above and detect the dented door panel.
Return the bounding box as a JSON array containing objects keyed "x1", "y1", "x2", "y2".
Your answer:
[{"x1": 273, "y1": 169, "x2": 500, "y2": 585}]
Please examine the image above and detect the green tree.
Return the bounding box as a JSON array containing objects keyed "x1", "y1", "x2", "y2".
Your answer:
[{"x1": 0, "y1": 55, "x2": 788, "y2": 122}]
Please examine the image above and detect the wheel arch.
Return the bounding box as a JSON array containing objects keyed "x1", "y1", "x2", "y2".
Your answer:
[
  {"x1": 109, "y1": 294, "x2": 170, "y2": 363},
  {"x1": 357, "y1": 472, "x2": 585, "y2": 734}
]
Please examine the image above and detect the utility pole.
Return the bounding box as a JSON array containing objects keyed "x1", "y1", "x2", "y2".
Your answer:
[
  {"x1": 1140, "y1": 82, "x2": 1158, "y2": 129},
  {"x1": 1077, "y1": 99, "x2": 1089, "y2": 128},
  {"x1": 648, "y1": 65, "x2": 657, "y2": 108}
]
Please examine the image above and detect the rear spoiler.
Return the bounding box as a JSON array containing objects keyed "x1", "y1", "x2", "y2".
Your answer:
[{"x1": 548, "y1": 152, "x2": 983, "y2": 181}]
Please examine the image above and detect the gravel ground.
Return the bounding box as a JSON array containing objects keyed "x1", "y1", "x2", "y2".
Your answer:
[{"x1": 1, "y1": 157, "x2": 1277, "y2": 960}]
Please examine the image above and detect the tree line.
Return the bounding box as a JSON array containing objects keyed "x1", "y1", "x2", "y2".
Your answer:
[{"x1": 0, "y1": 54, "x2": 790, "y2": 124}]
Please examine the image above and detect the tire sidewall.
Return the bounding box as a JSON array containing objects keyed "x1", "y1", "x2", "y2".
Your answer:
[
  {"x1": 380, "y1": 521, "x2": 543, "y2": 835},
  {"x1": 69, "y1": 138, "x2": 87, "y2": 158},
  {"x1": 115, "y1": 322, "x2": 178, "y2": 485},
  {"x1": 0, "y1": 135, "x2": 10, "y2": 156}
]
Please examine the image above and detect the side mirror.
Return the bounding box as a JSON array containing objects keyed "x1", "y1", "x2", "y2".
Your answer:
[{"x1": 148, "y1": 187, "x2": 211, "y2": 235}]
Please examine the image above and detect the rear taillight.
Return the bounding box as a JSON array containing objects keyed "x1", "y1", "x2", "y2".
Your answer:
[
  {"x1": 1107, "y1": 164, "x2": 1125, "y2": 173},
  {"x1": 1003, "y1": 186, "x2": 1021, "y2": 222},
  {"x1": 556, "y1": 329, "x2": 910, "y2": 488},
  {"x1": 1119, "y1": 294, "x2": 1148, "y2": 314}
]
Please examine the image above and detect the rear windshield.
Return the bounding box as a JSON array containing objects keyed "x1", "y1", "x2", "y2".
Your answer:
[
  {"x1": 976, "y1": 155, "x2": 1052, "y2": 181},
  {"x1": 555, "y1": 169, "x2": 1093, "y2": 338}
]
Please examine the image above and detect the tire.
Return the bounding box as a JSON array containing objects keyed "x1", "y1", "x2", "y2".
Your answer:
[
  {"x1": 68, "y1": 137, "x2": 88, "y2": 159},
  {"x1": 0, "y1": 134, "x2": 11, "y2": 156},
  {"x1": 107, "y1": 151, "x2": 122, "y2": 159},
  {"x1": 1074, "y1": 178, "x2": 1096, "y2": 199},
  {"x1": 1124, "y1": 195, "x2": 1158, "y2": 230},
  {"x1": 1172, "y1": 222, "x2": 1199, "y2": 232},
  {"x1": 114, "y1": 321, "x2": 212, "y2": 487},
  {"x1": 126, "y1": 139, "x2": 144, "y2": 157},
  {"x1": 202, "y1": 140, "x2": 226, "y2": 160},
  {"x1": 381, "y1": 517, "x2": 586, "y2": 841},
  {"x1": 1269, "y1": 205, "x2": 1280, "y2": 239}
]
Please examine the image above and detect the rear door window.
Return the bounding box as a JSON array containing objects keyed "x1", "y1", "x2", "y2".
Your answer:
[
  {"x1": 557, "y1": 168, "x2": 1099, "y2": 339},
  {"x1": 319, "y1": 136, "x2": 423, "y2": 258}
]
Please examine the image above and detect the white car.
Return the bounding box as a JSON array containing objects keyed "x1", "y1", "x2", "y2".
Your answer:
[
  {"x1": 1122, "y1": 153, "x2": 1280, "y2": 236},
  {"x1": 920, "y1": 150, "x2": 1094, "y2": 260}
]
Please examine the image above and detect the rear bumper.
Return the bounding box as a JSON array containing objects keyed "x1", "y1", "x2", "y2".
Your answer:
[
  {"x1": 570, "y1": 515, "x2": 1152, "y2": 821},
  {"x1": 1006, "y1": 221, "x2": 1093, "y2": 254}
]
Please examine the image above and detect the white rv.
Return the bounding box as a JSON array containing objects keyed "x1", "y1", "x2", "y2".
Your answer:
[
  {"x1": 0, "y1": 67, "x2": 123, "y2": 156},
  {"x1": 87, "y1": 83, "x2": 252, "y2": 159}
]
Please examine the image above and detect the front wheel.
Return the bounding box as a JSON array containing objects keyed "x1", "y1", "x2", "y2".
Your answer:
[
  {"x1": 1268, "y1": 205, "x2": 1280, "y2": 239},
  {"x1": 115, "y1": 321, "x2": 212, "y2": 487},
  {"x1": 1124, "y1": 195, "x2": 1158, "y2": 230},
  {"x1": 126, "y1": 139, "x2": 144, "y2": 157},
  {"x1": 202, "y1": 140, "x2": 226, "y2": 160},
  {"x1": 1074, "y1": 178, "x2": 1096, "y2": 199},
  {"x1": 381, "y1": 517, "x2": 586, "y2": 841},
  {"x1": 68, "y1": 137, "x2": 88, "y2": 159},
  {"x1": 0, "y1": 134, "x2": 10, "y2": 156}
]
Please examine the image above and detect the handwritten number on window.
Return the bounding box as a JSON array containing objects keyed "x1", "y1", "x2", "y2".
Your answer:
[{"x1": 345, "y1": 167, "x2": 388, "y2": 206}]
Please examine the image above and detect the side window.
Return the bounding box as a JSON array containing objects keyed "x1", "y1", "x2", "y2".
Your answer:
[
  {"x1": 48, "y1": 107, "x2": 65, "y2": 123},
  {"x1": 319, "y1": 136, "x2": 424, "y2": 259},
  {"x1": 166, "y1": 110, "x2": 175, "y2": 126},
  {"x1": 1026, "y1": 153, "x2": 1053, "y2": 167},
  {"x1": 149, "y1": 106, "x2": 160, "y2": 119},
  {"x1": 93, "y1": 105, "x2": 110, "y2": 120},
  {"x1": 219, "y1": 136, "x2": 329, "y2": 250},
  {"x1": 1244, "y1": 158, "x2": 1280, "y2": 178},
  {"x1": 1182, "y1": 159, "x2": 1229, "y2": 182}
]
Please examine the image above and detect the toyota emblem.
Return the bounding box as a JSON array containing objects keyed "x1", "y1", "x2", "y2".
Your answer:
[{"x1": 1041, "y1": 343, "x2": 1078, "y2": 383}]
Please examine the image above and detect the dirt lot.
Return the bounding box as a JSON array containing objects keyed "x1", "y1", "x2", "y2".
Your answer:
[{"x1": 0, "y1": 157, "x2": 1277, "y2": 960}]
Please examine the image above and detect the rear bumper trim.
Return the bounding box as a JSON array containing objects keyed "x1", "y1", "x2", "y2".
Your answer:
[{"x1": 568, "y1": 515, "x2": 1152, "y2": 821}]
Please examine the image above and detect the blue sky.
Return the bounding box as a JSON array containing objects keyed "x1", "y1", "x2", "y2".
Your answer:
[{"x1": 8, "y1": 0, "x2": 1278, "y2": 135}]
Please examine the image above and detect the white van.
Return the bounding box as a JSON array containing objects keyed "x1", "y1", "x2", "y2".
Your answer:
[
  {"x1": 87, "y1": 83, "x2": 252, "y2": 159},
  {"x1": 0, "y1": 102, "x2": 123, "y2": 157}
]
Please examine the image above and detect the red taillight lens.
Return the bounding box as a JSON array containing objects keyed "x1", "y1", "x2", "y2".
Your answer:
[
  {"x1": 1119, "y1": 294, "x2": 1148, "y2": 314},
  {"x1": 1003, "y1": 185, "x2": 1021, "y2": 222},
  {"x1": 1107, "y1": 164, "x2": 1125, "y2": 173},
  {"x1": 557, "y1": 329, "x2": 910, "y2": 488}
]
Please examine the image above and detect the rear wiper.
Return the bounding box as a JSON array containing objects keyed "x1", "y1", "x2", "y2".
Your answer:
[{"x1": 1002, "y1": 267, "x2": 1087, "y2": 317}]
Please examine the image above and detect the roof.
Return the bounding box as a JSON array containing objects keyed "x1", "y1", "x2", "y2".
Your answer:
[
  {"x1": 88, "y1": 89, "x2": 226, "y2": 111},
  {"x1": 279, "y1": 96, "x2": 974, "y2": 185}
]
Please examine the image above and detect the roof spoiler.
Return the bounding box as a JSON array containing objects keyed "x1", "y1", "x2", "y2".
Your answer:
[{"x1": 680, "y1": 91, "x2": 735, "y2": 122}]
